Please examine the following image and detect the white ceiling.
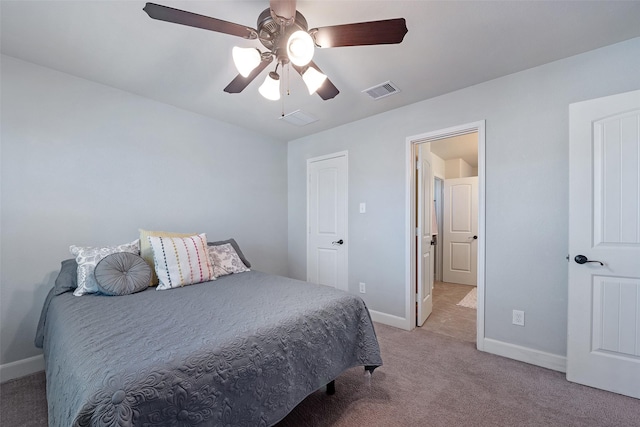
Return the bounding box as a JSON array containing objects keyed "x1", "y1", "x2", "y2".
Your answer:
[
  {"x1": 430, "y1": 133, "x2": 478, "y2": 168},
  {"x1": 2, "y1": 1, "x2": 640, "y2": 142}
]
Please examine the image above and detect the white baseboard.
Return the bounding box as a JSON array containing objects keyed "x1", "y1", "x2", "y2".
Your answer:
[
  {"x1": 369, "y1": 310, "x2": 411, "y2": 331},
  {"x1": 483, "y1": 338, "x2": 567, "y2": 373},
  {"x1": 0, "y1": 354, "x2": 45, "y2": 383}
]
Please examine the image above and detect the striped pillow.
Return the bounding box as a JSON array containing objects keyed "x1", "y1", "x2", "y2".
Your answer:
[
  {"x1": 139, "y1": 229, "x2": 195, "y2": 286},
  {"x1": 148, "y1": 233, "x2": 215, "y2": 290}
]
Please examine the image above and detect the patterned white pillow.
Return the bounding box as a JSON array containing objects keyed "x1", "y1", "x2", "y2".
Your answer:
[
  {"x1": 70, "y1": 239, "x2": 140, "y2": 296},
  {"x1": 208, "y1": 243, "x2": 251, "y2": 278},
  {"x1": 139, "y1": 229, "x2": 195, "y2": 286},
  {"x1": 148, "y1": 233, "x2": 215, "y2": 290}
]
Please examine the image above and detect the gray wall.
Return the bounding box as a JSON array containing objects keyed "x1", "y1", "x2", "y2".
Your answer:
[
  {"x1": 2, "y1": 37, "x2": 639, "y2": 370},
  {"x1": 287, "y1": 37, "x2": 640, "y2": 357},
  {"x1": 0, "y1": 56, "x2": 288, "y2": 366}
]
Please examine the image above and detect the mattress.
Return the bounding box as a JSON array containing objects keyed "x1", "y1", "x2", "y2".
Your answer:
[{"x1": 37, "y1": 269, "x2": 382, "y2": 426}]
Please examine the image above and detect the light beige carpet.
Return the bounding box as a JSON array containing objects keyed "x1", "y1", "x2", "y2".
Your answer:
[{"x1": 3, "y1": 323, "x2": 640, "y2": 426}]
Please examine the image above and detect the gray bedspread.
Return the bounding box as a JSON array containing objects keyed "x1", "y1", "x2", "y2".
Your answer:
[{"x1": 39, "y1": 270, "x2": 382, "y2": 426}]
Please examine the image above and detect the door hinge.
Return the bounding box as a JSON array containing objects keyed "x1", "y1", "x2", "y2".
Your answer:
[
  {"x1": 415, "y1": 227, "x2": 420, "y2": 236},
  {"x1": 416, "y1": 160, "x2": 420, "y2": 170}
]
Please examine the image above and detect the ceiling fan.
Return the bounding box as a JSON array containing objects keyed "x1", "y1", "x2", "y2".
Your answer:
[{"x1": 143, "y1": 0, "x2": 407, "y2": 101}]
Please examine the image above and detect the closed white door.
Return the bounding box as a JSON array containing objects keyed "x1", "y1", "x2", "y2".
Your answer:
[
  {"x1": 307, "y1": 152, "x2": 348, "y2": 291},
  {"x1": 567, "y1": 90, "x2": 640, "y2": 398},
  {"x1": 417, "y1": 143, "x2": 434, "y2": 325},
  {"x1": 443, "y1": 177, "x2": 478, "y2": 286}
]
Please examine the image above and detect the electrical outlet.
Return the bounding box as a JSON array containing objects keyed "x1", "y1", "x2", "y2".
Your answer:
[
  {"x1": 512, "y1": 310, "x2": 525, "y2": 326},
  {"x1": 359, "y1": 282, "x2": 366, "y2": 293},
  {"x1": 359, "y1": 203, "x2": 366, "y2": 213}
]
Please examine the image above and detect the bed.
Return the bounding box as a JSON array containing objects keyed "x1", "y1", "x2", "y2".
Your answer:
[{"x1": 35, "y1": 257, "x2": 382, "y2": 426}]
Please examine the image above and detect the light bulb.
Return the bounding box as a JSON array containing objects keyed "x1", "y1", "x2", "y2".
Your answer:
[
  {"x1": 232, "y1": 47, "x2": 261, "y2": 77},
  {"x1": 259, "y1": 72, "x2": 280, "y2": 101},
  {"x1": 287, "y1": 30, "x2": 314, "y2": 67},
  {"x1": 302, "y1": 67, "x2": 328, "y2": 95}
]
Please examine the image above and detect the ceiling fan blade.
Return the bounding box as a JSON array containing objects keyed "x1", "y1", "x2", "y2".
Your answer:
[
  {"x1": 224, "y1": 56, "x2": 273, "y2": 94},
  {"x1": 292, "y1": 61, "x2": 339, "y2": 100},
  {"x1": 270, "y1": 0, "x2": 297, "y2": 24},
  {"x1": 315, "y1": 75, "x2": 339, "y2": 100},
  {"x1": 311, "y1": 18, "x2": 407, "y2": 48},
  {"x1": 143, "y1": 3, "x2": 257, "y2": 39}
]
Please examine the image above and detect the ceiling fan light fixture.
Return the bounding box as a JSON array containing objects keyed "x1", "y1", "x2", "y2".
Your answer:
[
  {"x1": 259, "y1": 71, "x2": 281, "y2": 101},
  {"x1": 287, "y1": 30, "x2": 314, "y2": 66},
  {"x1": 302, "y1": 67, "x2": 327, "y2": 95},
  {"x1": 232, "y1": 47, "x2": 262, "y2": 77}
]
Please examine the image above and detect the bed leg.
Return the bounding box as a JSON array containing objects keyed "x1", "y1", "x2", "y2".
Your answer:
[
  {"x1": 364, "y1": 366, "x2": 376, "y2": 387},
  {"x1": 326, "y1": 380, "x2": 336, "y2": 395}
]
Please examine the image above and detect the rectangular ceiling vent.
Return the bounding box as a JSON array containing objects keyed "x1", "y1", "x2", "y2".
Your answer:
[
  {"x1": 279, "y1": 109, "x2": 318, "y2": 126},
  {"x1": 362, "y1": 81, "x2": 401, "y2": 100}
]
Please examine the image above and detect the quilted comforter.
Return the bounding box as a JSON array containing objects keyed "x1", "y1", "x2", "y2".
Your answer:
[{"x1": 37, "y1": 269, "x2": 382, "y2": 426}]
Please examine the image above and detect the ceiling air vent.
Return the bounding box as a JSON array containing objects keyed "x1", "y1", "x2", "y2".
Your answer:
[
  {"x1": 279, "y1": 109, "x2": 318, "y2": 126},
  {"x1": 362, "y1": 81, "x2": 401, "y2": 100}
]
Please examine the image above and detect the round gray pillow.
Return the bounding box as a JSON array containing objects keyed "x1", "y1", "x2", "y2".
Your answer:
[{"x1": 94, "y1": 252, "x2": 151, "y2": 296}]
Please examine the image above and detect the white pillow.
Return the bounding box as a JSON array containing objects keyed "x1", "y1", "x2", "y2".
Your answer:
[
  {"x1": 70, "y1": 239, "x2": 140, "y2": 296},
  {"x1": 139, "y1": 229, "x2": 195, "y2": 286},
  {"x1": 208, "y1": 243, "x2": 251, "y2": 278},
  {"x1": 148, "y1": 233, "x2": 215, "y2": 290}
]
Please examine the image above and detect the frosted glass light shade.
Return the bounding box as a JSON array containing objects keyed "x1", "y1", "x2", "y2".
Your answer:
[
  {"x1": 259, "y1": 72, "x2": 280, "y2": 101},
  {"x1": 287, "y1": 30, "x2": 314, "y2": 66},
  {"x1": 232, "y1": 47, "x2": 261, "y2": 77},
  {"x1": 302, "y1": 67, "x2": 327, "y2": 95}
]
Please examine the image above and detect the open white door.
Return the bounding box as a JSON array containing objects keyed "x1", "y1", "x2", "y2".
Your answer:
[
  {"x1": 416, "y1": 144, "x2": 434, "y2": 326},
  {"x1": 307, "y1": 152, "x2": 348, "y2": 291},
  {"x1": 567, "y1": 90, "x2": 640, "y2": 398},
  {"x1": 443, "y1": 177, "x2": 478, "y2": 286}
]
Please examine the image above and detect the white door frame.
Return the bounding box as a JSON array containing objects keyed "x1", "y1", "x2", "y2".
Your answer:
[
  {"x1": 306, "y1": 151, "x2": 349, "y2": 291},
  {"x1": 405, "y1": 121, "x2": 486, "y2": 350},
  {"x1": 434, "y1": 177, "x2": 444, "y2": 282}
]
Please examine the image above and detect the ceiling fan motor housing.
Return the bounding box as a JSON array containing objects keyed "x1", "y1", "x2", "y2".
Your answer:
[{"x1": 257, "y1": 8, "x2": 310, "y2": 64}]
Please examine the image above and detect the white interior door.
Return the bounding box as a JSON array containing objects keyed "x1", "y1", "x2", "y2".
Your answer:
[
  {"x1": 417, "y1": 144, "x2": 434, "y2": 326},
  {"x1": 567, "y1": 90, "x2": 640, "y2": 398},
  {"x1": 307, "y1": 153, "x2": 348, "y2": 291},
  {"x1": 443, "y1": 177, "x2": 478, "y2": 286}
]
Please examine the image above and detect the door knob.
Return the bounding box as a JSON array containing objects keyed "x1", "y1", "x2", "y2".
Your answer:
[
  {"x1": 574, "y1": 255, "x2": 604, "y2": 266},
  {"x1": 332, "y1": 239, "x2": 344, "y2": 246}
]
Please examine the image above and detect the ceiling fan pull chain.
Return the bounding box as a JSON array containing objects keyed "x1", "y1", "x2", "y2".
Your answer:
[{"x1": 281, "y1": 65, "x2": 285, "y2": 117}]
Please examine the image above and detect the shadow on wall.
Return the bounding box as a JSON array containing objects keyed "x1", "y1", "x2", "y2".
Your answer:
[{"x1": 2, "y1": 269, "x2": 58, "y2": 364}]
